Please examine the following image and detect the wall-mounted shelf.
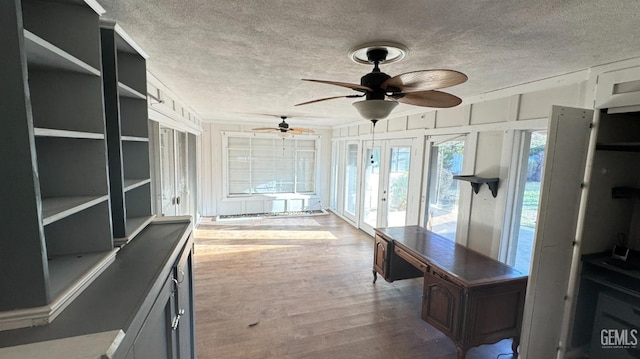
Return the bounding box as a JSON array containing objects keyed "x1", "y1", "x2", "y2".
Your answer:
[{"x1": 453, "y1": 175, "x2": 499, "y2": 198}]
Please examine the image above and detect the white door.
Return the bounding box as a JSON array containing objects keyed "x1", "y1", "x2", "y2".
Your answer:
[
  {"x1": 159, "y1": 127, "x2": 190, "y2": 216},
  {"x1": 519, "y1": 106, "x2": 594, "y2": 359},
  {"x1": 360, "y1": 138, "x2": 416, "y2": 235}
]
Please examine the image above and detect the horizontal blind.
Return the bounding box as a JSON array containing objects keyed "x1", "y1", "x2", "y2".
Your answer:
[{"x1": 227, "y1": 136, "x2": 316, "y2": 196}]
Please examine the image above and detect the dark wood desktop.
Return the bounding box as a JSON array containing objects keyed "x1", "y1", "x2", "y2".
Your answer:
[{"x1": 373, "y1": 226, "x2": 528, "y2": 359}]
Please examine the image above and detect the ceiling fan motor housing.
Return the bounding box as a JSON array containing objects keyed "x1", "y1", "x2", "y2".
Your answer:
[{"x1": 361, "y1": 48, "x2": 396, "y2": 100}]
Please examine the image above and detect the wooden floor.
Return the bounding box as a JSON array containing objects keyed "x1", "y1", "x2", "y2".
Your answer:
[{"x1": 193, "y1": 213, "x2": 515, "y2": 359}]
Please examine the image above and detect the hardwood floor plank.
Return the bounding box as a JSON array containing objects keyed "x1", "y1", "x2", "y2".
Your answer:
[{"x1": 194, "y1": 213, "x2": 514, "y2": 359}]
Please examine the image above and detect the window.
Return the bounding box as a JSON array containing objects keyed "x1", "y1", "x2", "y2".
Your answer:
[
  {"x1": 505, "y1": 130, "x2": 547, "y2": 273},
  {"x1": 225, "y1": 133, "x2": 318, "y2": 196},
  {"x1": 426, "y1": 138, "x2": 465, "y2": 241},
  {"x1": 344, "y1": 143, "x2": 358, "y2": 216}
]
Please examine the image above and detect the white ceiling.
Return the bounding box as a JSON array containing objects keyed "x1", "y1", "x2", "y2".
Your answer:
[{"x1": 97, "y1": 0, "x2": 640, "y2": 127}]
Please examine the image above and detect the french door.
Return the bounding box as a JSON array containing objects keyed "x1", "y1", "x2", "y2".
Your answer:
[
  {"x1": 158, "y1": 126, "x2": 189, "y2": 216},
  {"x1": 359, "y1": 138, "x2": 416, "y2": 235}
]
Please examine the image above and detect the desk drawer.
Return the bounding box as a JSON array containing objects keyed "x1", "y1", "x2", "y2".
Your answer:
[{"x1": 394, "y1": 245, "x2": 429, "y2": 273}]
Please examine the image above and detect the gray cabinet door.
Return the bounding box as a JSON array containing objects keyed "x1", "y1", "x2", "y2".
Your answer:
[
  {"x1": 133, "y1": 276, "x2": 177, "y2": 359},
  {"x1": 175, "y1": 244, "x2": 195, "y2": 359}
]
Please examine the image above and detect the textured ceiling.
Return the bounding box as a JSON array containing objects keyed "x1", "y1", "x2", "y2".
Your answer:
[{"x1": 97, "y1": 0, "x2": 640, "y2": 127}]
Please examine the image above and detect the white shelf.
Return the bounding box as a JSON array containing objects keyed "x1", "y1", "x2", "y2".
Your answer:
[
  {"x1": 33, "y1": 127, "x2": 104, "y2": 140},
  {"x1": 123, "y1": 178, "x2": 151, "y2": 192},
  {"x1": 118, "y1": 82, "x2": 146, "y2": 100},
  {"x1": 41, "y1": 196, "x2": 109, "y2": 226},
  {"x1": 23, "y1": 30, "x2": 100, "y2": 76},
  {"x1": 121, "y1": 135, "x2": 149, "y2": 142}
]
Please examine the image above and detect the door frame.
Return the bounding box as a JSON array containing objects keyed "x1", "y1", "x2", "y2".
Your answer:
[{"x1": 358, "y1": 138, "x2": 419, "y2": 235}]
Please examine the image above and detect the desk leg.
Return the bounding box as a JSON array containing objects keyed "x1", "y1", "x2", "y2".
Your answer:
[
  {"x1": 512, "y1": 336, "x2": 520, "y2": 353},
  {"x1": 456, "y1": 346, "x2": 467, "y2": 359},
  {"x1": 372, "y1": 270, "x2": 378, "y2": 283}
]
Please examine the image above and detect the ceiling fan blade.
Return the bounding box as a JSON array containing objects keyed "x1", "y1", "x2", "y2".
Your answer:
[
  {"x1": 295, "y1": 94, "x2": 363, "y2": 106},
  {"x1": 289, "y1": 128, "x2": 315, "y2": 134},
  {"x1": 382, "y1": 70, "x2": 467, "y2": 92},
  {"x1": 251, "y1": 127, "x2": 279, "y2": 131},
  {"x1": 389, "y1": 90, "x2": 462, "y2": 108},
  {"x1": 302, "y1": 79, "x2": 373, "y2": 93}
]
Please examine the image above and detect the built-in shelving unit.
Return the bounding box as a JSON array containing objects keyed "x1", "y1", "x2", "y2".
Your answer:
[
  {"x1": 100, "y1": 21, "x2": 154, "y2": 246},
  {"x1": 1, "y1": 0, "x2": 117, "y2": 329},
  {"x1": 453, "y1": 175, "x2": 500, "y2": 197}
]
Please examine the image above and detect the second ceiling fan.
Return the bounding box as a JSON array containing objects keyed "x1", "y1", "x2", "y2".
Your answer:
[
  {"x1": 251, "y1": 116, "x2": 315, "y2": 136},
  {"x1": 296, "y1": 43, "x2": 467, "y2": 121}
]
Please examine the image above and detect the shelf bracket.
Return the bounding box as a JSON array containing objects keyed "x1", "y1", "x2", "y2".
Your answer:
[{"x1": 453, "y1": 175, "x2": 499, "y2": 198}]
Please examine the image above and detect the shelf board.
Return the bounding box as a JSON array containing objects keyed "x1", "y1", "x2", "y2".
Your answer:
[
  {"x1": 123, "y1": 178, "x2": 151, "y2": 192},
  {"x1": 453, "y1": 175, "x2": 500, "y2": 197},
  {"x1": 33, "y1": 127, "x2": 104, "y2": 140},
  {"x1": 118, "y1": 82, "x2": 146, "y2": 100},
  {"x1": 596, "y1": 142, "x2": 640, "y2": 152},
  {"x1": 121, "y1": 135, "x2": 149, "y2": 142},
  {"x1": 0, "y1": 249, "x2": 117, "y2": 331},
  {"x1": 23, "y1": 30, "x2": 100, "y2": 76},
  {"x1": 114, "y1": 216, "x2": 155, "y2": 247},
  {"x1": 42, "y1": 195, "x2": 109, "y2": 226},
  {"x1": 47, "y1": 249, "x2": 118, "y2": 305}
]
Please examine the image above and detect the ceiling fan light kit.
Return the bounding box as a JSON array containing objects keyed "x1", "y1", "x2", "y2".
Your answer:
[
  {"x1": 352, "y1": 99, "x2": 398, "y2": 121},
  {"x1": 297, "y1": 41, "x2": 467, "y2": 122}
]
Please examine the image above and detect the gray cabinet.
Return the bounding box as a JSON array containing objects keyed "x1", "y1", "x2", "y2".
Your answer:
[
  {"x1": 0, "y1": 219, "x2": 196, "y2": 359},
  {"x1": 0, "y1": 0, "x2": 116, "y2": 327}
]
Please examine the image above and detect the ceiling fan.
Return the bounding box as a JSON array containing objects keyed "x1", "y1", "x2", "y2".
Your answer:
[
  {"x1": 252, "y1": 116, "x2": 315, "y2": 137},
  {"x1": 295, "y1": 42, "x2": 467, "y2": 122}
]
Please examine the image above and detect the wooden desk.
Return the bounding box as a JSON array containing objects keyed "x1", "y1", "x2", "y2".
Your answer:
[{"x1": 373, "y1": 226, "x2": 528, "y2": 359}]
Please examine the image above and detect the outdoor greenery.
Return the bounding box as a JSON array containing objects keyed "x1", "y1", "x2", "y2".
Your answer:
[
  {"x1": 389, "y1": 172, "x2": 409, "y2": 210},
  {"x1": 521, "y1": 182, "x2": 541, "y2": 228},
  {"x1": 520, "y1": 132, "x2": 547, "y2": 228},
  {"x1": 435, "y1": 141, "x2": 464, "y2": 208}
]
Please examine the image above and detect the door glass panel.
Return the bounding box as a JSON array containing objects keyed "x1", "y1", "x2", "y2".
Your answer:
[
  {"x1": 330, "y1": 141, "x2": 338, "y2": 210},
  {"x1": 160, "y1": 127, "x2": 176, "y2": 216},
  {"x1": 427, "y1": 139, "x2": 465, "y2": 241},
  {"x1": 508, "y1": 131, "x2": 547, "y2": 273},
  {"x1": 344, "y1": 143, "x2": 358, "y2": 216},
  {"x1": 386, "y1": 146, "x2": 411, "y2": 227},
  {"x1": 176, "y1": 131, "x2": 188, "y2": 215},
  {"x1": 363, "y1": 146, "x2": 380, "y2": 228}
]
